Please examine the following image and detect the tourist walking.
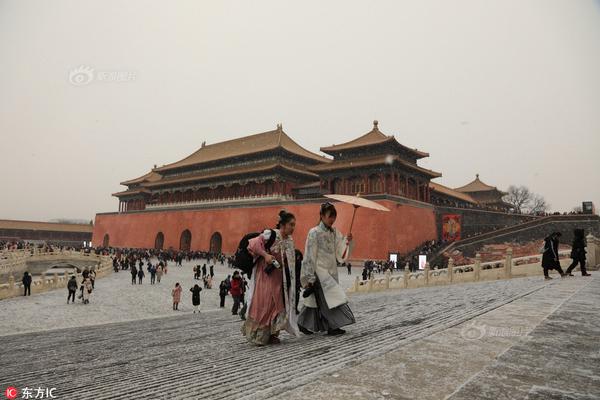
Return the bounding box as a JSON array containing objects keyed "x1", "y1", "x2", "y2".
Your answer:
[
  {"x1": 565, "y1": 229, "x2": 591, "y2": 277},
  {"x1": 67, "y1": 275, "x2": 77, "y2": 303},
  {"x1": 541, "y1": 232, "x2": 565, "y2": 280},
  {"x1": 241, "y1": 210, "x2": 300, "y2": 345},
  {"x1": 172, "y1": 283, "x2": 182, "y2": 310},
  {"x1": 89, "y1": 269, "x2": 96, "y2": 289},
  {"x1": 137, "y1": 267, "x2": 145, "y2": 284},
  {"x1": 190, "y1": 284, "x2": 202, "y2": 313},
  {"x1": 219, "y1": 280, "x2": 228, "y2": 308},
  {"x1": 130, "y1": 264, "x2": 137, "y2": 285},
  {"x1": 230, "y1": 271, "x2": 244, "y2": 316},
  {"x1": 82, "y1": 277, "x2": 93, "y2": 304},
  {"x1": 156, "y1": 264, "x2": 163, "y2": 283},
  {"x1": 298, "y1": 202, "x2": 355, "y2": 336},
  {"x1": 149, "y1": 264, "x2": 157, "y2": 284}
]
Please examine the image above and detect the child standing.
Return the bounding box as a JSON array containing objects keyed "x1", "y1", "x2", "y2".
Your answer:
[{"x1": 172, "y1": 282, "x2": 182, "y2": 310}]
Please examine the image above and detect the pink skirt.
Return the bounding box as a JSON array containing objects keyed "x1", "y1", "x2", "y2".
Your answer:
[{"x1": 241, "y1": 259, "x2": 287, "y2": 345}]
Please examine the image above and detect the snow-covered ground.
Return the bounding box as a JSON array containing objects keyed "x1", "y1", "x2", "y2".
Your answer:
[{"x1": 0, "y1": 259, "x2": 362, "y2": 336}]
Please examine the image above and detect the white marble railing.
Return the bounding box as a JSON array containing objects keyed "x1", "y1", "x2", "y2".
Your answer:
[
  {"x1": 0, "y1": 249, "x2": 112, "y2": 300},
  {"x1": 348, "y1": 237, "x2": 599, "y2": 294}
]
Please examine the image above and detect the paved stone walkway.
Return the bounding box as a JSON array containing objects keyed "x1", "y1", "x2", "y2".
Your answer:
[
  {"x1": 0, "y1": 276, "x2": 565, "y2": 400},
  {"x1": 284, "y1": 276, "x2": 599, "y2": 400}
]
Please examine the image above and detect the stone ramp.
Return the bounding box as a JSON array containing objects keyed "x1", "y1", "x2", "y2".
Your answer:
[
  {"x1": 0, "y1": 277, "x2": 555, "y2": 400},
  {"x1": 448, "y1": 276, "x2": 600, "y2": 400}
]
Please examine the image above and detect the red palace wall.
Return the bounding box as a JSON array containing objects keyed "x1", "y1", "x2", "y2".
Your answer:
[{"x1": 92, "y1": 200, "x2": 437, "y2": 260}]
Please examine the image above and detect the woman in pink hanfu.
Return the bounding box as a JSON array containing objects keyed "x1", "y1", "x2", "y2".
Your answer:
[{"x1": 241, "y1": 210, "x2": 299, "y2": 345}]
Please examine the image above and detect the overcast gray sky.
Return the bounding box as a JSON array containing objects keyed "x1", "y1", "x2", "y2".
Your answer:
[{"x1": 1, "y1": 0, "x2": 599, "y2": 222}]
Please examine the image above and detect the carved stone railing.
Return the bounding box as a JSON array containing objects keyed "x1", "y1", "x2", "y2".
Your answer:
[
  {"x1": 0, "y1": 249, "x2": 112, "y2": 300},
  {"x1": 348, "y1": 235, "x2": 599, "y2": 294}
]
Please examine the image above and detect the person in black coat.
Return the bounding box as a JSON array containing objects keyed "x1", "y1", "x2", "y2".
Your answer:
[
  {"x1": 137, "y1": 267, "x2": 145, "y2": 284},
  {"x1": 190, "y1": 284, "x2": 202, "y2": 313},
  {"x1": 22, "y1": 272, "x2": 32, "y2": 296},
  {"x1": 565, "y1": 229, "x2": 591, "y2": 277},
  {"x1": 541, "y1": 232, "x2": 565, "y2": 279},
  {"x1": 219, "y1": 280, "x2": 228, "y2": 308},
  {"x1": 130, "y1": 265, "x2": 137, "y2": 285},
  {"x1": 67, "y1": 276, "x2": 78, "y2": 303}
]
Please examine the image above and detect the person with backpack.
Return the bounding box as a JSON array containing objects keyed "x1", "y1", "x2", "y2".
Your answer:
[
  {"x1": 297, "y1": 202, "x2": 355, "y2": 336},
  {"x1": 241, "y1": 210, "x2": 300, "y2": 345},
  {"x1": 190, "y1": 284, "x2": 202, "y2": 313}
]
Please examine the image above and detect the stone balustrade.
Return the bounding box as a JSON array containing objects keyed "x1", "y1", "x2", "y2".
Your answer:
[
  {"x1": 348, "y1": 235, "x2": 600, "y2": 294},
  {"x1": 0, "y1": 250, "x2": 112, "y2": 300}
]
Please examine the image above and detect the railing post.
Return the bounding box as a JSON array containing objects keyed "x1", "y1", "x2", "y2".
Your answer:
[
  {"x1": 403, "y1": 268, "x2": 409, "y2": 288},
  {"x1": 385, "y1": 270, "x2": 391, "y2": 290},
  {"x1": 586, "y1": 234, "x2": 598, "y2": 269},
  {"x1": 53, "y1": 272, "x2": 60, "y2": 289},
  {"x1": 474, "y1": 254, "x2": 481, "y2": 281},
  {"x1": 354, "y1": 276, "x2": 360, "y2": 292},
  {"x1": 424, "y1": 262, "x2": 430, "y2": 286},
  {"x1": 8, "y1": 274, "x2": 15, "y2": 293},
  {"x1": 367, "y1": 276, "x2": 374, "y2": 292},
  {"x1": 505, "y1": 248, "x2": 513, "y2": 279},
  {"x1": 448, "y1": 258, "x2": 454, "y2": 284}
]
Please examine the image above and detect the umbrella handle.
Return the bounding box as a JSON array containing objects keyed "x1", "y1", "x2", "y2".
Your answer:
[{"x1": 343, "y1": 205, "x2": 359, "y2": 259}]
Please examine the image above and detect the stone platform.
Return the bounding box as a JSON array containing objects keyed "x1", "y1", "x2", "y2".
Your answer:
[{"x1": 0, "y1": 274, "x2": 597, "y2": 400}]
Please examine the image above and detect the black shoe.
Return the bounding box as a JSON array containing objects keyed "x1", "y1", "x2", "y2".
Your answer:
[
  {"x1": 565, "y1": 273, "x2": 574, "y2": 277},
  {"x1": 583, "y1": 273, "x2": 592, "y2": 277},
  {"x1": 327, "y1": 328, "x2": 346, "y2": 336},
  {"x1": 544, "y1": 276, "x2": 553, "y2": 280},
  {"x1": 299, "y1": 326, "x2": 314, "y2": 335}
]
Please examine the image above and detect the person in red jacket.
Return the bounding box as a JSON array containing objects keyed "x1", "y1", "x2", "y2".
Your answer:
[{"x1": 230, "y1": 271, "x2": 244, "y2": 316}]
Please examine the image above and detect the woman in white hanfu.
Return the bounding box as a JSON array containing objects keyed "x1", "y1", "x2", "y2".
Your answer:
[
  {"x1": 242, "y1": 210, "x2": 300, "y2": 345},
  {"x1": 298, "y1": 202, "x2": 355, "y2": 336}
]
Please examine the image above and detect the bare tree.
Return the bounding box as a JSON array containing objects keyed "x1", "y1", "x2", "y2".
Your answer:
[
  {"x1": 529, "y1": 194, "x2": 549, "y2": 214},
  {"x1": 504, "y1": 185, "x2": 548, "y2": 214},
  {"x1": 504, "y1": 185, "x2": 532, "y2": 213}
]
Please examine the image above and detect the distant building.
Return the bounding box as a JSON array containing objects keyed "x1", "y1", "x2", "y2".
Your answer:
[
  {"x1": 94, "y1": 122, "x2": 529, "y2": 259},
  {"x1": 0, "y1": 220, "x2": 93, "y2": 245}
]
